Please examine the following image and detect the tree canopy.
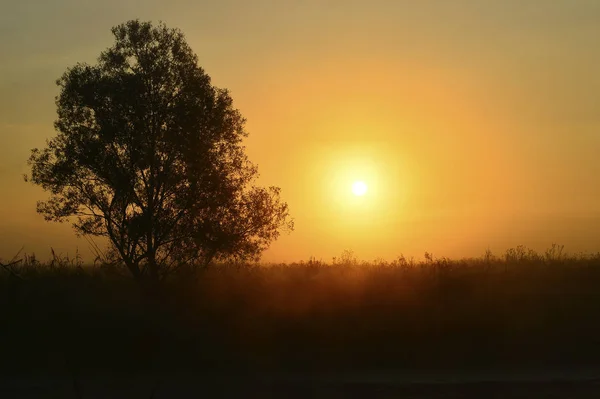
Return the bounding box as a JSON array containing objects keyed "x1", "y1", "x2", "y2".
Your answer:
[{"x1": 27, "y1": 20, "x2": 292, "y2": 281}]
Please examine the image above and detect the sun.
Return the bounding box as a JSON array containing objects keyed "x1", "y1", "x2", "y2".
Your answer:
[{"x1": 351, "y1": 181, "x2": 368, "y2": 196}]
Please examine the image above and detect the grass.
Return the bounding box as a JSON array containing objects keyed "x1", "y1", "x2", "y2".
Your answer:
[{"x1": 2, "y1": 245, "x2": 600, "y2": 376}]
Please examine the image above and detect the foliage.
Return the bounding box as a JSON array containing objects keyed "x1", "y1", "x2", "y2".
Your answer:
[{"x1": 26, "y1": 20, "x2": 292, "y2": 282}]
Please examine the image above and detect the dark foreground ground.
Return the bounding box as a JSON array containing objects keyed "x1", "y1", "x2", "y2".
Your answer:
[
  {"x1": 4, "y1": 250, "x2": 600, "y2": 397},
  {"x1": 3, "y1": 370, "x2": 600, "y2": 398}
]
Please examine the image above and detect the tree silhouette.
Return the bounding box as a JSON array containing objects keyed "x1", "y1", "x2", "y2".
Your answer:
[{"x1": 26, "y1": 20, "x2": 293, "y2": 282}]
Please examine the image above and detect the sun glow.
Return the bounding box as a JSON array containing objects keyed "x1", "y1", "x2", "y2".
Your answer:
[
  {"x1": 352, "y1": 181, "x2": 368, "y2": 196},
  {"x1": 307, "y1": 141, "x2": 410, "y2": 240}
]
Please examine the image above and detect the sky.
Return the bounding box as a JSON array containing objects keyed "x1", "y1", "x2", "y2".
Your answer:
[{"x1": 1, "y1": 0, "x2": 600, "y2": 263}]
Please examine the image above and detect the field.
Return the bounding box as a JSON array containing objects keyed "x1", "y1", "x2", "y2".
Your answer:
[{"x1": 2, "y1": 245, "x2": 600, "y2": 396}]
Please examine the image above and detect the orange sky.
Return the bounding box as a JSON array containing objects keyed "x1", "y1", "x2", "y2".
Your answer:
[{"x1": 1, "y1": 1, "x2": 600, "y2": 262}]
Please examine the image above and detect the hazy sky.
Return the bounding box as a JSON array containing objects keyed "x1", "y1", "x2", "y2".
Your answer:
[{"x1": 1, "y1": 0, "x2": 600, "y2": 262}]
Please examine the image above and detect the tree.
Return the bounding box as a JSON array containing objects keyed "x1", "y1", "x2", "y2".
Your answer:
[{"x1": 26, "y1": 20, "x2": 293, "y2": 282}]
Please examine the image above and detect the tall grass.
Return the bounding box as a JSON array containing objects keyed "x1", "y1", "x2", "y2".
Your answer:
[{"x1": 2, "y1": 245, "x2": 600, "y2": 375}]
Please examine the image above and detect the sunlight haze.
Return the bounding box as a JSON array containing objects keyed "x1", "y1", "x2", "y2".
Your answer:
[{"x1": 1, "y1": 0, "x2": 600, "y2": 262}]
